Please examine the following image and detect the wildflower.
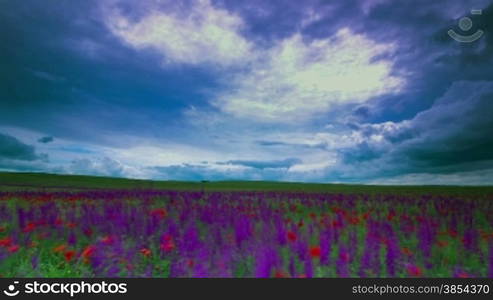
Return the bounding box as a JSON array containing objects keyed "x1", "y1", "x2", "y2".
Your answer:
[
  {"x1": 150, "y1": 208, "x2": 168, "y2": 220},
  {"x1": 309, "y1": 246, "x2": 321, "y2": 259},
  {"x1": 101, "y1": 235, "x2": 114, "y2": 245},
  {"x1": 64, "y1": 250, "x2": 76, "y2": 262},
  {"x1": 437, "y1": 240, "x2": 449, "y2": 248},
  {"x1": 456, "y1": 271, "x2": 470, "y2": 278},
  {"x1": 407, "y1": 265, "x2": 422, "y2": 277},
  {"x1": 53, "y1": 244, "x2": 67, "y2": 253},
  {"x1": 186, "y1": 259, "x2": 194, "y2": 268},
  {"x1": 140, "y1": 248, "x2": 151, "y2": 257},
  {"x1": 81, "y1": 245, "x2": 96, "y2": 262},
  {"x1": 349, "y1": 216, "x2": 360, "y2": 225},
  {"x1": 160, "y1": 240, "x2": 175, "y2": 252},
  {"x1": 448, "y1": 229, "x2": 458, "y2": 238},
  {"x1": 336, "y1": 247, "x2": 350, "y2": 277},
  {"x1": 83, "y1": 228, "x2": 93, "y2": 237},
  {"x1": 401, "y1": 247, "x2": 412, "y2": 257},
  {"x1": 0, "y1": 226, "x2": 5, "y2": 233},
  {"x1": 22, "y1": 222, "x2": 36, "y2": 233},
  {"x1": 275, "y1": 270, "x2": 288, "y2": 278},
  {"x1": 332, "y1": 220, "x2": 343, "y2": 228},
  {"x1": 66, "y1": 222, "x2": 77, "y2": 229},
  {"x1": 0, "y1": 237, "x2": 12, "y2": 247},
  {"x1": 339, "y1": 251, "x2": 350, "y2": 263},
  {"x1": 7, "y1": 244, "x2": 20, "y2": 253},
  {"x1": 386, "y1": 210, "x2": 396, "y2": 221},
  {"x1": 287, "y1": 231, "x2": 297, "y2": 242}
]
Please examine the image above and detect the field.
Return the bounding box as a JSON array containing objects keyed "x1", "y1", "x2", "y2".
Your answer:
[{"x1": 1, "y1": 172, "x2": 493, "y2": 278}]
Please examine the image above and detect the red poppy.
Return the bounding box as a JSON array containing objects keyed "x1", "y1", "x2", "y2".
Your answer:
[
  {"x1": 186, "y1": 259, "x2": 194, "y2": 268},
  {"x1": 331, "y1": 206, "x2": 341, "y2": 213},
  {"x1": 83, "y1": 228, "x2": 93, "y2": 237},
  {"x1": 140, "y1": 248, "x2": 151, "y2": 257},
  {"x1": 160, "y1": 240, "x2": 175, "y2": 252},
  {"x1": 81, "y1": 245, "x2": 96, "y2": 262},
  {"x1": 64, "y1": 250, "x2": 76, "y2": 262},
  {"x1": 54, "y1": 218, "x2": 64, "y2": 226},
  {"x1": 348, "y1": 216, "x2": 360, "y2": 225},
  {"x1": 287, "y1": 231, "x2": 297, "y2": 242},
  {"x1": 407, "y1": 265, "x2": 422, "y2": 277},
  {"x1": 0, "y1": 237, "x2": 12, "y2": 247},
  {"x1": 332, "y1": 220, "x2": 343, "y2": 228},
  {"x1": 42, "y1": 233, "x2": 52, "y2": 241},
  {"x1": 401, "y1": 247, "x2": 413, "y2": 256},
  {"x1": 101, "y1": 235, "x2": 115, "y2": 245},
  {"x1": 150, "y1": 208, "x2": 168, "y2": 220},
  {"x1": 7, "y1": 244, "x2": 20, "y2": 253},
  {"x1": 161, "y1": 234, "x2": 173, "y2": 242},
  {"x1": 53, "y1": 244, "x2": 67, "y2": 253},
  {"x1": 66, "y1": 222, "x2": 77, "y2": 229},
  {"x1": 309, "y1": 246, "x2": 321, "y2": 258},
  {"x1": 22, "y1": 222, "x2": 36, "y2": 233},
  {"x1": 437, "y1": 240, "x2": 449, "y2": 248},
  {"x1": 386, "y1": 211, "x2": 396, "y2": 221},
  {"x1": 457, "y1": 272, "x2": 469, "y2": 278},
  {"x1": 448, "y1": 229, "x2": 458, "y2": 238},
  {"x1": 339, "y1": 252, "x2": 350, "y2": 263},
  {"x1": 0, "y1": 226, "x2": 6, "y2": 233},
  {"x1": 274, "y1": 270, "x2": 288, "y2": 278}
]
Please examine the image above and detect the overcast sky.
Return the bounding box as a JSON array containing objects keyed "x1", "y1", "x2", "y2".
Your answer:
[{"x1": 1, "y1": 0, "x2": 493, "y2": 184}]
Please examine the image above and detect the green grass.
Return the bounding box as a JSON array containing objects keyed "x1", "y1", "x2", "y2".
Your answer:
[{"x1": 1, "y1": 171, "x2": 493, "y2": 195}]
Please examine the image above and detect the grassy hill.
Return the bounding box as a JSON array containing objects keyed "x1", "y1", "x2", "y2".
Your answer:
[{"x1": 1, "y1": 171, "x2": 493, "y2": 195}]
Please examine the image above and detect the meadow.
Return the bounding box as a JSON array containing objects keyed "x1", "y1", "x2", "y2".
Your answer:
[{"x1": 1, "y1": 172, "x2": 493, "y2": 278}]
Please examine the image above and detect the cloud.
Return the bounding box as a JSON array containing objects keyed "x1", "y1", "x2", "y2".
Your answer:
[
  {"x1": 105, "y1": 0, "x2": 252, "y2": 66},
  {"x1": 336, "y1": 81, "x2": 493, "y2": 178},
  {"x1": 0, "y1": 133, "x2": 43, "y2": 161},
  {"x1": 38, "y1": 136, "x2": 54, "y2": 144},
  {"x1": 213, "y1": 28, "x2": 404, "y2": 122},
  {"x1": 224, "y1": 158, "x2": 301, "y2": 169},
  {"x1": 67, "y1": 157, "x2": 145, "y2": 178}
]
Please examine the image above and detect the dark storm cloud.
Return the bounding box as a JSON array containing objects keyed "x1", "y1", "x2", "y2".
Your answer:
[
  {"x1": 0, "y1": 0, "x2": 220, "y2": 146},
  {"x1": 0, "y1": 133, "x2": 40, "y2": 161},
  {"x1": 339, "y1": 81, "x2": 493, "y2": 178},
  {"x1": 38, "y1": 136, "x2": 54, "y2": 144},
  {"x1": 1, "y1": 0, "x2": 493, "y2": 183},
  {"x1": 349, "y1": 1, "x2": 493, "y2": 123}
]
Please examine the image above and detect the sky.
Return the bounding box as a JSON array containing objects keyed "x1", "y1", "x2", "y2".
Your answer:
[{"x1": 1, "y1": 0, "x2": 493, "y2": 185}]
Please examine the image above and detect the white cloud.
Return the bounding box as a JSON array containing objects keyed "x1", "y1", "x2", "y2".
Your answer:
[
  {"x1": 213, "y1": 28, "x2": 404, "y2": 122},
  {"x1": 106, "y1": 1, "x2": 404, "y2": 123},
  {"x1": 106, "y1": 0, "x2": 252, "y2": 66}
]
